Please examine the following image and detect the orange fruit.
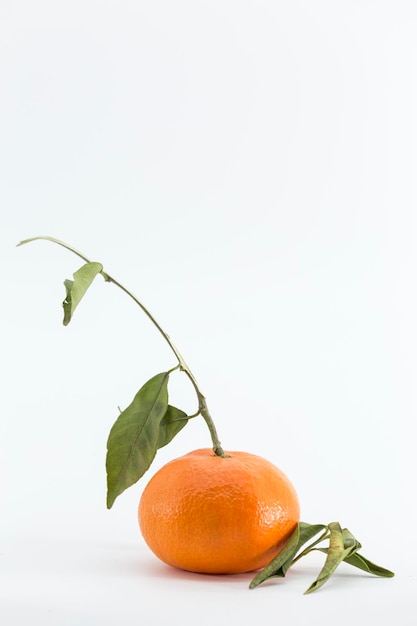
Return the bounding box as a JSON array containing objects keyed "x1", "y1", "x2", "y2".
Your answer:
[{"x1": 138, "y1": 448, "x2": 300, "y2": 574}]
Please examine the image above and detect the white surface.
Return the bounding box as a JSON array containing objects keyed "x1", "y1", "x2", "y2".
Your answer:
[
  {"x1": 1, "y1": 0, "x2": 416, "y2": 623},
  {"x1": 1, "y1": 530, "x2": 413, "y2": 626}
]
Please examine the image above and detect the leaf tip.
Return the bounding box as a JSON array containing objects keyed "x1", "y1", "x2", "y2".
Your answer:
[
  {"x1": 16, "y1": 236, "x2": 42, "y2": 247},
  {"x1": 303, "y1": 582, "x2": 318, "y2": 595},
  {"x1": 106, "y1": 492, "x2": 116, "y2": 510}
]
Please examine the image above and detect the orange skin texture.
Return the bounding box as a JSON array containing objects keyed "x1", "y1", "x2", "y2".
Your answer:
[{"x1": 138, "y1": 448, "x2": 300, "y2": 574}]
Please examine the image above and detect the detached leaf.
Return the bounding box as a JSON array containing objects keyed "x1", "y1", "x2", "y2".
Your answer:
[
  {"x1": 291, "y1": 523, "x2": 329, "y2": 563},
  {"x1": 157, "y1": 405, "x2": 188, "y2": 449},
  {"x1": 277, "y1": 523, "x2": 329, "y2": 578},
  {"x1": 250, "y1": 524, "x2": 300, "y2": 589},
  {"x1": 304, "y1": 522, "x2": 360, "y2": 594},
  {"x1": 251, "y1": 520, "x2": 394, "y2": 594},
  {"x1": 342, "y1": 552, "x2": 395, "y2": 578},
  {"x1": 63, "y1": 261, "x2": 103, "y2": 325},
  {"x1": 249, "y1": 522, "x2": 327, "y2": 589},
  {"x1": 106, "y1": 372, "x2": 170, "y2": 508}
]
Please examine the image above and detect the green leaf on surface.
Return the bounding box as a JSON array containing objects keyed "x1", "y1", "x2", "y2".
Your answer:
[
  {"x1": 251, "y1": 520, "x2": 394, "y2": 594},
  {"x1": 106, "y1": 372, "x2": 170, "y2": 509},
  {"x1": 342, "y1": 552, "x2": 395, "y2": 577},
  {"x1": 157, "y1": 405, "x2": 188, "y2": 449},
  {"x1": 315, "y1": 548, "x2": 395, "y2": 579},
  {"x1": 277, "y1": 523, "x2": 329, "y2": 578},
  {"x1": 62, "y1": 261, "x2": 103, "y2": 325},
  {"x1": 249, "y1": 524, "x2": 300, "y2": 588},
  {"x1": 291, "y1": 523, "x2": 329, "y2": 563},
  {"x1": 304, "y1": 523, "x2": 361, "y2": 594},
  {"x1": 249, "y1": 522, "x2": 327, "y2": 588}
]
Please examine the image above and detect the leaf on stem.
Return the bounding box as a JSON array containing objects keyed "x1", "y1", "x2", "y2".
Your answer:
[
  {"x1": 157, "y1": 405, "x2": 188, "y2": 449},
  {"x1": 304, "y1": 523, "x2": 361, "y2": 594},
  {"x1": 251, "y1": 520, "x2": 394, "y2": 594},
  {"x1": 106, "y1": 372, "x2": 170, "y2": 508},
  {"x1": 289, "y1": 522, "x2": 329, "y2": 566},
  {"x1": 249, "y1": 524, "x2": 300, "y2": 589},
  {"x1": 62, "y1": 261, "x2": 103, "y2": 325},
  {"x1": 343, "y1": 552, "x2": 395, "y2": 578},
  {"x1": 249, "y1": 523, "x2": 327, "y2": 588}
]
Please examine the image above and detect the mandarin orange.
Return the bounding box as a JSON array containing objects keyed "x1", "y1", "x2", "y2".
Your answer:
[{"x1": 138, "y1": 448, "x2": 300, "y2": 574}]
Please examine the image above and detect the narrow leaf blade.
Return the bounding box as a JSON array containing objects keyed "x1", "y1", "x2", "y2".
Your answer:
[
  {"x1": 157, "y1": 405, "x2": 188, "y2": 449},
  {"x1": 250, "y1": 524, "x2": 300, "y2": 588},
  {"x1": 297, "y1": 523, "x2": 329, "y2": 553},
  {"x1": 341, "y1": 527, "x2": 361, "y2": 554},
  {"x1": 279, "y1": 523, "x2": 329, "y2": 577},
  {"x1": 304, "y1": 522, "x2": 358, "y2": 594},
  {"x1": 62, "y1": 261, "x2": 103, "y2": 325},
  {"x1": 343, "y1": 552, "x2": 395, "y2": 578},
  {"x1": 106, "y1": 372, "x2": 169, "y2": 508},
  {"x1": 249, "y1": 522, "x2": 328, "y2": 588}
]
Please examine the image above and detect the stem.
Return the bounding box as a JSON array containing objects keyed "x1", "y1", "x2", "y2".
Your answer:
[{"x1": 18, "y1": 235, "x2": 227, "y2": 457}]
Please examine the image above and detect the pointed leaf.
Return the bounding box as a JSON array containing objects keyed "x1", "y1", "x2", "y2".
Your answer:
[
  {"x1": 304, "y1": 522, "x2": 359, "y2": 594},
  {"x1": 251, "y1": 520, "x2": 395, "y2": 593},
  {"x1": 292, "y1": 523, "x2": 329, "y2": 561},
  {"x1": 342, "y1": 527, "x2": 361, "y2": 553},
  {"x1": 250, "y1": 523, "x2": 329, "y2": 588},
  {"x1": 106, "y1": 372, "x2": 169, "y2": 508},
  {"x1": 249, "y1": 524, "x2": 300, "y2": 588},
  {"x1": 62, "y1": 261, "x2": 103, "y2": 325},
  {"x1": 343, "y1": 552, "x2": 395, "y2": 578},
  {"x1": 298, "y1": 522, "x2": 328, "y2": 543},
  {"x1": 278, "y1": 523, "x2": 329, "y2": 576},
  {"x1": 157, "y1": 405, "x2": 188, "y2": 449},
  {"x1": 280, "y1": 528, "x2": 330, "y2": 574}
]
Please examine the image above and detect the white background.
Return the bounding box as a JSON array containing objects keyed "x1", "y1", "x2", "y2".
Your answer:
[{"x1": 1, "y1": 1, "x2": 416, "y2": 623}]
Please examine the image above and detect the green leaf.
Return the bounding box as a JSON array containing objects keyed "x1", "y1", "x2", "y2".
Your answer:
[
  {"x1": 298, "y1": 522, "x2": 328, "y2": 542},
  {"x1": 278, "y1": 523, "x2": 329, "y2": 577},
  {"x1": 62, "y1": 261, "x2": 103, "y2": 325},
  {"x1": 342, "y1": 552, "x2": 395, "y2": 578},
  {"x1": 315, "y1": 548, "x2": 395, "y2": 579},
  {"x1": 304, "y1": 522, "x2": 360, "y2": 594},
  {"x1": 250, "y1": 523, "x2": 326, "y2": 587},
  {"x1": 251, "y1": 520, "x2": 394, "y2": 594},
  {"x1": 249, "y1": 524, "x2": 300, "y2": 589},
  {"x1": 106, "y1": 372, "x2": 170, "y2": 508},
  {"x1": 157, "y1": 405, "x2": 188, "y2": 449},
  {"x1": 249, "y1": 522, "x2": 328, "y2": 588},
  {"x1": 341, "y1": 527, "x2": 361, "y2": 553},
  {"x1": 290, "y1": 523, "x2": 329, "y2": 564}
]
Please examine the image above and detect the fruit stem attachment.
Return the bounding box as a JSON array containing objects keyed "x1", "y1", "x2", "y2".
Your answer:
[{"x1": 17, "y1": 235, "x2": 227, "y2": 458}]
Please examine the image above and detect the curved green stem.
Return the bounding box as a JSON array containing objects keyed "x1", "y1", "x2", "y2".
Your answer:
[{"x1": 18, "y1": 235, "x2": 227, "y2": 457}]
